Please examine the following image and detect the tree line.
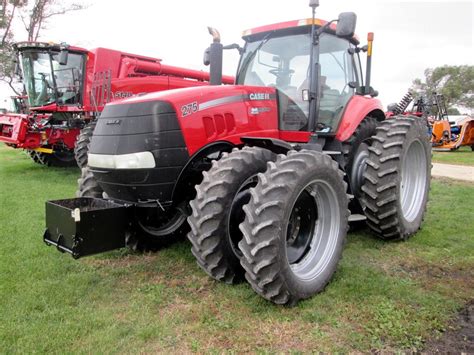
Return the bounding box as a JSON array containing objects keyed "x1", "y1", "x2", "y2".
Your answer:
[
  {"x1": 411, "y1": 65, "x2": 474, "y2": 115},
  {"x1": 0, "y1": 0, "x2": 85, "y2": 94}
]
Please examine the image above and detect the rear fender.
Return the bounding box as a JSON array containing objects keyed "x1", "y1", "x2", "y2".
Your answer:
[
  {"x1": 171, "y1": 141, "x2": 235, "y2": 204},
  {"x1": 335, "y1": 96, "x2": 385, "y2": 142}
]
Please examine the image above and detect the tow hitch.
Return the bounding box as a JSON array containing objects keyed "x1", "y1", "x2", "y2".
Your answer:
[{"x1": 44, "y1": 197, "x2": 132, "y2": 258}]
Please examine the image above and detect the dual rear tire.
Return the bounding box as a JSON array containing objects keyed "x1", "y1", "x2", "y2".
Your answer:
[
  {"x1": 188, "y1": 147, "x2": 349, "y2": 305},
  {"x1": 360, "y1": 116, "x2": 431, "y2": 239},
  {"x1": 189, "y1": 117, "x2": 431, "y2": 305},
  {"x1": 238, "y1": 150, "x2": 349, "y2": 305}
]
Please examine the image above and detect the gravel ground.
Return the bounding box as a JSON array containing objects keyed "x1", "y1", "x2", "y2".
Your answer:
[{"x1": 431, "y1": 163, "x2": 474, "y2": 182}]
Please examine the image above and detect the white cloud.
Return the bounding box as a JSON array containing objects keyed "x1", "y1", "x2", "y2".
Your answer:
[{"x1": 1, "y1": 0, "x2": 473, "y2": 110}]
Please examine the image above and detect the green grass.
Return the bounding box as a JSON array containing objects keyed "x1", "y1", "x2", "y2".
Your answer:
[
  {"x1": 0, "y1": 144, "x2": 473, "y2": 353},
  {"x1": 433, "y1": 146, "x2": 474, "y2": 166}
]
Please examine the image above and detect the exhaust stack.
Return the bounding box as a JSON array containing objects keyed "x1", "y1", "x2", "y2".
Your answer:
[{"x1": 207, "y1": 27, "x2": 223, "y2": 86}]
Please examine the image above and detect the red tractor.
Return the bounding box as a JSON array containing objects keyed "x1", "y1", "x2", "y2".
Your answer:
[
  {"x1": 0, "y1": 42, "x2": 232, "y2": 167},
  {"x1": 44, "y1": 2, "x2": 431, "y2": 305}
]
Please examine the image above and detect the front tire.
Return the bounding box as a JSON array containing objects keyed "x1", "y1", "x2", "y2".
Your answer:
[
  {"x1": 37, "y1": 150, "x2": 77, "y2": 167},
  {"x1": 361, "y1": 116, "x2": 431, "y2": 240},
  {"x1": 187, "y1": 146, "x2": 276, "y2": 284},
  {"x1": 131, "y1": 206, "x2": 189, "y2": 252},
  {"x1": 239, "y1": 150, "x2": 349, "y2": 305},
  {"x1": 75, "y1": 121, "x2": 96, "y2": 169},
  {"x1": 77, "y1": 166, "x2": 103, "y2": 198}
]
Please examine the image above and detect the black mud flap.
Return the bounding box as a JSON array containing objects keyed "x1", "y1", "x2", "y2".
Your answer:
[{"x1": 44, "y1": 197, "x2": 132, "y2": 259}]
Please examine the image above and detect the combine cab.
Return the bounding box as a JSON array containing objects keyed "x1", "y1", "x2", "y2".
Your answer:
[
  {"x1": 44, "y1": 2, "x2": 432, "y2": 305},
  {"x1": 0, "y1": 42, "x2": 233, "y2": 167}
]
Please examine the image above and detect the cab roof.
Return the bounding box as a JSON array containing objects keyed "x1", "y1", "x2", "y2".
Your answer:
[
  {"x1": 242, "y1": 18, "x2": 360, "y2": 45},
  {"x1": 14, "y1": 41, "x2": 88, "y2": 53}
]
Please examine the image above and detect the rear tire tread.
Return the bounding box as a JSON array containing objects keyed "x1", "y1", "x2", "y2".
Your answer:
[
  {"x1": 239, "y1": 150, "x2": 349, "y2": 305},
  {"x1": 361, "y1": 116, "x2": 431, "y2": 240},
  {"x1": 187, "y1": 146, "x2": 276, "y2": 284}
]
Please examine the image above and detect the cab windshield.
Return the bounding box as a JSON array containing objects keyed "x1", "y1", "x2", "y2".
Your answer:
[
  {"x1": 237, "y1": 31, "x2": 355, "y2": 132},
  {"x1": 21, "y1": 50, "x2": 84, "y2": 107}
]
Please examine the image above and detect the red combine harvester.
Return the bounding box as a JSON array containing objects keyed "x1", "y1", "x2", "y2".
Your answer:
[
  {"x1": 0, "y1": 42, "x2": 233, "y2": 167},
  {"x1": 44, "y1": 2, "x2": 431, "y2": 305}
]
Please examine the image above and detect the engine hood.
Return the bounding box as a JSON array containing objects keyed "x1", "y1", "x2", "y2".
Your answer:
[{"x1": 102, "y1": 84, "x2": 280, "y2": 156}]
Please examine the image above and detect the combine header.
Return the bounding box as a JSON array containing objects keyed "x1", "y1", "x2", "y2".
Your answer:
[
  {"x1": 44, "y1": 1, "x2": 432, "y2": 305},
  {"x1": 0, "y1": 42, "x2": 233, "y2": 167}
]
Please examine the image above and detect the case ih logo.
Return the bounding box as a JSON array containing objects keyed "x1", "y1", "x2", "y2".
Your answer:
[
  {"x1": 106, "y1": 119, "x2": 121, "y2": 125},
  {"x1": 113, "y1": 91, "x2": 134, "y2": 99},
  {"x1": 249, "y1": 93, "x2": 270, "y2": 101}
]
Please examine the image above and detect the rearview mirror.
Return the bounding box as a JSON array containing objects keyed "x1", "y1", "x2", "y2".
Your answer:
[
  {"x1": 58, "y1": 49, "x2": 68, "y2": 65},
  {"x1": 336, "y1": 12, "x2": 357, "y2": 39},
  {"x1": 203, "y1": 47, "x2": 210, "y2": 66}
]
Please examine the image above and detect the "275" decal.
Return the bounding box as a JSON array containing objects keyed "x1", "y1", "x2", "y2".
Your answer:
[{"x1": 181, "y1": 101, "x2": 198, "y2": 117}]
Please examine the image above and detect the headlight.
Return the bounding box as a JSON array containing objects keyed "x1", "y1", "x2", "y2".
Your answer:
[{"x1": 88, "y1": 152, "x2": 156, "y2": 169}]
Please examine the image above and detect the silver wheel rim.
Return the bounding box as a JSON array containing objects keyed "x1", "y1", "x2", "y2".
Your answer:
[
  {"x1": 400, "y1": 139, "x2": 427, "y2": 222},
  {"x1": 288, "y1": 179, "x2": 341, "y2": 281}
]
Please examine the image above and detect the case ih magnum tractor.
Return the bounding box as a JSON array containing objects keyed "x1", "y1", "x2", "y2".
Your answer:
[
  {"x1": 44, "y1": 2, "x2": 431, "y2": 305},
  {"x1": 0, "y1": 42, "x2": 232, "y2": 167}
]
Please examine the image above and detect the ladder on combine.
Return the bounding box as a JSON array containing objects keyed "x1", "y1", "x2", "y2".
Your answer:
[{"x1": 90, "y1": 70, "x2": 112, "y2": 115}]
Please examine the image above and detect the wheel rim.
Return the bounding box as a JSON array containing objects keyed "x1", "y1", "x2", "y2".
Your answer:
[
  {"x1": 227, "y1": 175, "x2": 259, "y2": 258},
  {"x1": 350, "y1": 142, "x2": 369, "y2": 197},
  {"x1": 287, "y1": 180, "x2": 341, "y2": 281},
  {"x1": 137, "y1": 207, "x2": 187, "y2": 237},
  {"x1": 400, "y1": 139, "x2": 427, "y2": 222}
]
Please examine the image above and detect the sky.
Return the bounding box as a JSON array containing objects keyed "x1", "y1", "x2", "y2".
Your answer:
[{"x1": 1, "y1": 0, "x2": 473, "y2": 111}]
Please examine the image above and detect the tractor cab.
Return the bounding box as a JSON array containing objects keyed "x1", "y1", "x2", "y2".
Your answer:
[
  {"x1": 237, "y1": 20, "x2": 361, "y2": 133},
  {"x1": 202, "y1": 6, "x2": 377, "y2": 140},
  {"x1": 15, "y1": 42, "x2": 87, "y2": 109}
]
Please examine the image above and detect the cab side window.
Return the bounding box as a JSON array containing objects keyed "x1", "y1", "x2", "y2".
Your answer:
[{"x1": 318, "y1": 34, "x2": 354, "y2": 130}]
